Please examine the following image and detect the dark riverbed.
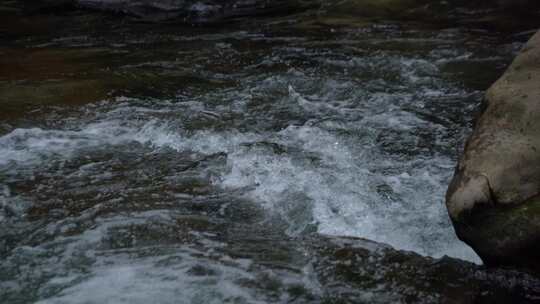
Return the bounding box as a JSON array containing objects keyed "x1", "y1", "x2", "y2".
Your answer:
[{"x1": 1, "y1": 2, "x2": 540, "y2": 303}]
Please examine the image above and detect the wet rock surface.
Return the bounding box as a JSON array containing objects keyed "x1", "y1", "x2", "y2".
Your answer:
[{"x1": 310, "y1": 236, "x2": 540, "y2": 303}]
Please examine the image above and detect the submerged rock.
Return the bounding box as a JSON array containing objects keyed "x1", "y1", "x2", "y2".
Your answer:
[
  {"x1": 446, "y1": 30, "x2": 540, "y2": 271},
  {"x1": 309, "y1": 235, "x2": 540, "y2": 303}
]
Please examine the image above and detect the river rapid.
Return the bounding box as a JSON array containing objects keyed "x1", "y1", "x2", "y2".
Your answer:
[{"x1": 1, "y1": 2, "x2": 539, "y2": 303}]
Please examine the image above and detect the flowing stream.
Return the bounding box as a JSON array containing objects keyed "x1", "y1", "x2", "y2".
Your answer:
[{"x1": 0, "y1": 4, "x2": 535, "y2": 303}]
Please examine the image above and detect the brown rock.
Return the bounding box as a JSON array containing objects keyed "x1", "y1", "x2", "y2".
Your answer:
[{"x1": 446, "y1": 30, "x2": 540, "y2": 271}]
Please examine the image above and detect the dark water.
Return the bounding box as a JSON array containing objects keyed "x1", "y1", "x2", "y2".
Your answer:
[{"x1": 1, "y1": 4, "x2": 538, "y2": 303}]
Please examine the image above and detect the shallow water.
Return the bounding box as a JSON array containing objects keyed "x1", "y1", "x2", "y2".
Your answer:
[{"x1": 0, "y1": 5, "x2": 534, "y2": 303}]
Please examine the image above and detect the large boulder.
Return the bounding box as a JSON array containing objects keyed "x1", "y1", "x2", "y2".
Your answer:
[{"x1": 446, "y1": 30, "x2": 540, "y2": 271}]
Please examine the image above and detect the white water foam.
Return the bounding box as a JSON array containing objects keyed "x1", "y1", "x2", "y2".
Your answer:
[
  {"x1": 0, "y1": 207, "x2": 318, "y2": 304},
  {"x1": 0, "y1": 96, "x2": 480, "y2": 263}
]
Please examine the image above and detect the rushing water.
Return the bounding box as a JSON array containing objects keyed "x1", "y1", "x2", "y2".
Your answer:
[{"x1": 0, "y1": 4, "x2": 534, "y2": 303}]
